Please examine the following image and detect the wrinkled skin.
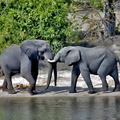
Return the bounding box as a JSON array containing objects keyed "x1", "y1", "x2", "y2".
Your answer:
[
  {"x1": 48, "y1": 46, "x2": 120, "y2": 94},
  {"x1": 1, "y1": 40, "x2": 57, "y2": 95}
]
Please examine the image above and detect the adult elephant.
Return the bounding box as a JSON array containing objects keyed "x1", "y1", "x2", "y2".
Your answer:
[
  {"x1": 1, "y1": 40, "x2": 57, "y2": 95},
  {"x1": 47, "y1": 46, "x2": 120, "y2": 94}
]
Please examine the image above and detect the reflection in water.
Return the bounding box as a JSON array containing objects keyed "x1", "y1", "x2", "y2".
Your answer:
[{"x1": 0, "y1": 97, "x2": 120, "y2": 120}]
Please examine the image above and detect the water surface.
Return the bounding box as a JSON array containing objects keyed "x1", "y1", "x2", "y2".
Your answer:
[{"x1": 0, "y1": 96, "x2": 120, "y2": 120}]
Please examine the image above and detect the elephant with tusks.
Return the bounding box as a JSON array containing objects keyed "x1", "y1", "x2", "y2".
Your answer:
[
  {"x1": 46, "y1": 46, "x2": 120, "y2": 94},
  {"x1": 1, "y1": 40, "x2": 57, "y2": 95}
]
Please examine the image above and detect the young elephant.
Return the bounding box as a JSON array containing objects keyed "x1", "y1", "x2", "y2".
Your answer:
[
  {"x1": 1, "y1": 40, "x2": 57, "y2": 95},
  {"x1": 47, "y1": 46, "x2": 120, "y2": 94}
]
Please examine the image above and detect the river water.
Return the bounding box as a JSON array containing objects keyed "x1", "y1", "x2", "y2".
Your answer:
[
  {"x1": 0, "y1": 96, "x2": 120, "y2": 120},
  {"x1": 0, "y1": 64, "x2": 120, "y2": 120}
]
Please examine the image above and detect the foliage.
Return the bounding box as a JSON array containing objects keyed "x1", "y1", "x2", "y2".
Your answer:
[
  {"x1": 0, "y1": 0, "x2": 73, "y2": 55},
  {"x1": 73, "y1": 0, "x2": 103, "y2": 10},
  {"x1": 89, "y1": 0, "x2": 103, "y2": 10},
  {"x1": 1, "y1": 0, "x2": 118, "y2": 55}
]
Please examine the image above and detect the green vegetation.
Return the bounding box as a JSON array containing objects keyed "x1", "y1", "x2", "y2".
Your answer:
[
  {"x1": 0, "y1": 0, "x2": 117, "y2": 55},
  {"x1": 0, "y1": 0, "x2": 73, "y2": 54},
  {"x1": 89, "y1": 0, "x2": 103, "y2": 10}
]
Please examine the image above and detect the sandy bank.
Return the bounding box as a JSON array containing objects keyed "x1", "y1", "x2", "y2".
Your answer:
[{"x1": 0, "y1": 64, "x2": 120, "y2": 98}]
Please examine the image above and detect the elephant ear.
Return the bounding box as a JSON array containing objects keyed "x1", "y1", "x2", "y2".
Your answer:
[
  {"x1": 65, "y1": 48, "x2": 80, "y2": 66},
  {"x1": 20, "y1": 41, "x2": 38, "y2": 60}
]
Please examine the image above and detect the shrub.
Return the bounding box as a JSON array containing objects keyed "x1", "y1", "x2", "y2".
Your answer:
[{"x1": 0, "y1": 0, "x2": 73, "y2": 54}]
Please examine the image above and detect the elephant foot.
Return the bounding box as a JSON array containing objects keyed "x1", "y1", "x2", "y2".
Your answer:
[
  {"x1": 113, "y1": 85, "x2": 120, "y2": 92},
  {"x1": 101, "y1": 87, "x2": 108, "y2": 92},
  {"x1": 69, "y1": 90, "x2": 77, "y2": 93},
  {"x1": 33, "y1": 89, "x2": 37, "y2": 93},
  {"x1": 27, "y1": 88, "x2": 37, "y2": 95},
  {"x1": 8, "y1": 89, "x2": 16, "y2": 94},
  {"x1": 88, "y1": 90, "x2": 96, "y2": 94},
  {"x1": 29, "y1": 91, "x2": 38, "y2": 95}
]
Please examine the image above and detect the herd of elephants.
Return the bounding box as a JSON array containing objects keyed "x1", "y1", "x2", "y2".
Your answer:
[{"x1": 0, "y1": 39, "x2": 120, "y2": 95}]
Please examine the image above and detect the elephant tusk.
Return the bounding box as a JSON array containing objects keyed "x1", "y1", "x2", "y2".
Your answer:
[{"x1": 46, "y1": 59, "x2": 56, "y2": 63}]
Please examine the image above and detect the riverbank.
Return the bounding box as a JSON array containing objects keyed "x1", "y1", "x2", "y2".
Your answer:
[
  {"x1": 0, "y1": 63, "x2": 120, "y2": 98},
  {"x1": 0, "y1": 85, "x2": 120, "y2": 98}
]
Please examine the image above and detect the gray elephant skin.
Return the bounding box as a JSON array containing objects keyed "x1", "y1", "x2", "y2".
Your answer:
[
  {"x1": 1, "y1": 40, "x2": 57, "y2": 95},
  {"x1": 47, "y1": 46, "x2": 120, "y2": 94}
]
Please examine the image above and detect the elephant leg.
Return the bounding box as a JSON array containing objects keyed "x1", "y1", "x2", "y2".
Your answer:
[
  {"x1": 2, "y1": 78, "x2": 8, "y2": 92},
  {"x1": 21, "y1": 70, "x2": 36, "y2": 95},
  {"x1": 5, "y1": 74, "x2": 15, "y2": 94},
  {"x1": 21, "y1": 54, "x2": 36, "y2": 95},
  {"x1": 109, "y1": 66, "x2": 120, "y2": 92},
  {"x1": 31, "y1": 60, "x2": 38, "y2": 92},
  {"x1": 21, "y1": 71, "x2": 36, "y2": 95},
  {"x1": 99, "y1": 76, "x2": 108, "y2": 91},
  {"x1": 70, "y1": 65, "x2": 80, "y2": 93},
  {"x1": 2, "y1": 67, "x2": 15, "y2": 94},
  {"x1": 81, "y1": 70, "x2": 95, "y2": 94},
  {"x1": 97, "y1": 70, "x2": 108, "y2": 92},
  {"x1": 7, "y1": 75, "x2": 15, "y2": 94}
]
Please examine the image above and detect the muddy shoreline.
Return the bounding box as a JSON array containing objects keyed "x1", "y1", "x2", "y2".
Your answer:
[{"x1": 0, "y1": 63, "x2": 120, "y2": 98}]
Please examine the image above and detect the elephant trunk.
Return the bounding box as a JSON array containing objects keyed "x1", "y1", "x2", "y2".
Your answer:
[
  {"x1": 46, "y1": 53, "x2": 60, "y2": 63},
  {"x1": 53, "y1": 62, "x2": 57, "y2": 86},
  {"x1": 45, "y1": 62, "x2": 57, "y2": 90},
  {"x1": 45, "y1": 53, "x2": 60, "y2": 90}
]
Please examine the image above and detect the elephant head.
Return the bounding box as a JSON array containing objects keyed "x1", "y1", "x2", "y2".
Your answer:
[
  {"x1": 20, "y1": 39, "x2": 57, "y2": 88},
  {"x1": 45, "y1": 46, "x2": 80, "y2": 89},
  {"x1": 47, "y1": 46, "x2": 80, "y2": 66},
  {"x1": 20, "y1": 40, "x2": 53, "y2": 60}
]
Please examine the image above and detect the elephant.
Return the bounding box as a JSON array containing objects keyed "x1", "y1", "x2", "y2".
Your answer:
[
  {"x1": 47, "y1": 46, "x2": 120, "y2": 94},
  {"x1": 1, "y1": 39, "x2": 57, "y2": 95}
]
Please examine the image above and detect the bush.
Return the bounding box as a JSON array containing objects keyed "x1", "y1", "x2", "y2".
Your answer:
[{"x1": 0, "y1": 0, "x2": 73, "y2": 55}]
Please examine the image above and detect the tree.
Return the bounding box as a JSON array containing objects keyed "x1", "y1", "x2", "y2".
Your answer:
[
  {"x1": 103, "y1": 0, "x2": 116, "y2": 36},
  {"x1": 70, "y1": 0, "x2": 120, "y2": 46}
]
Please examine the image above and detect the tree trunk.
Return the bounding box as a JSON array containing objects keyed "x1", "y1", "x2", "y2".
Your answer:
[{"x1": 104, "y1": 0, "x2": 116, "y2": 36}]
